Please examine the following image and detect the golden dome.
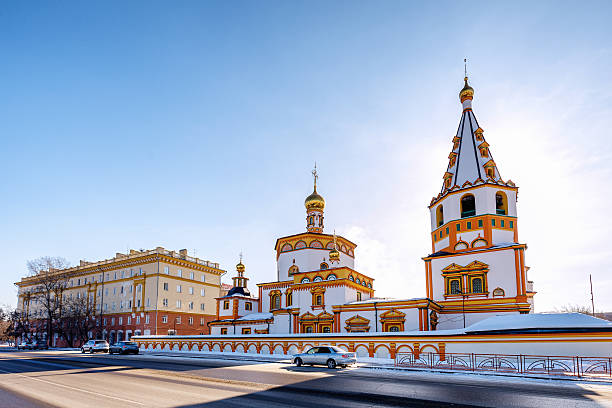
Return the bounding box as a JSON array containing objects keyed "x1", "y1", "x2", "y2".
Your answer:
[
  {"x1": 459, "y1": 77, "x2": 474, "y2": 103},
  {"x1": 305, "y1": 187, "x2": 325, "y2": 211},
  {"x1": 329, "y1": 247, "x2": 340, "y2": 262},
  {"x1": 236, "y1": 261, "x2": 245, "y2": 273}
]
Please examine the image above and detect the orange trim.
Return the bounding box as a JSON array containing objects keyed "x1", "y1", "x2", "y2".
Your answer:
[
  {"x1": 418, "y1": 309, "x2": 423, "y2": 331},
  {"x1": 514, "y1": 249, "x2": 521, "y2": 296},
  {"x1": 519, "y1": 248, "x2": 526, "y2": 296}
]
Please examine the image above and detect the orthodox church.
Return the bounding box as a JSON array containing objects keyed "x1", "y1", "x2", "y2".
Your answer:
[{"x1": 209, "y1": 75, "x2": 534, "y2": 335}]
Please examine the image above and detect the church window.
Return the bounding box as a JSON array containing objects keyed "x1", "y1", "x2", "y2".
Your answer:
[
  {"x1": 493, "y1": 287, "x2": 505, "y2": 297},
  {"x1": 467, "y1": 221, "x2": 472, "y2": 229},
  {"x1": 357, "y1": 292, "x2": 362, "y2": 301},
  {"x1": 320, "y1": 262, "x2": 328, "y2": 270},
  {"x1": 389, "y1": 326, "x2": 400, "y2": 332},
  {"x1": 286, "y1": 292, "x2": 293, "y2": 306},
  {"x1": 326, "y1": 274, "x2": 336, "y2": 281},
  {"x1": 313, "y1": 276, "x2": 323, "y2": 282},
  {"x1": 501, "y1": 220, "x2": 505, "y2": 228},
  {"x1": 301, "y1": 277, "x2": 310, "y2": 283},
  {"x1": 245, "y1": 302, "x2": 252, "y2": 311},
  {"x1": 315, "y1": 295, "x2": 322, "y2": 306},
  {"x1": 492, "y1": 219, "x2": 496, "y2": 227},
  {"x1": 221, "y1": 328, "x2": 228, "y2": 335},
  {"x1": 223, "y1": 300, "x2": 229, "y2": 310},
  {"x1": 289, "y1": 265, "x2": 299, "y2": 275},
  {"x1": 436, "y1": 205, "x2": 444, "y2": 227},
  {"x1": 445, "y1": 227, "x2": 449, "y2": 235},
  {"x1": 472, "y1": 278, "x2": 483, "y2": 293},
  {"x1": 242, "y1": 328, "x2": 251, "y2": 335},
  {"x1": 456, "y1": 223, "x2": 461, "y2": 231},
  {"x1": 272, "y1": 294, "x2": 281, "y2": 310},
  {"x1": 496, "y1": 192, "x2": 508, "y2": 215},
  {"x1": 509, "y1": 221, "x2": 514, "y2": 228},
  {"x1": 478, "y1": 219, "x2": 483, "y2": 228},
  {"x1": 367, "y1": 283, "x2": 372, "y2": 288},
  {"x1": 348, "y1": 275, "x2": 354, "y2": 282},
  {"x1": 305, "y1": 326, "x2": 313, "y2": 333},
  {"x1": 450, "y1": 279, "x2": 461, "y2": 295},
  {"x1": 439, "y1": 231, "x2": 443, "y2": 238},
  {"x1": 460, "y1": 194, "x2": 476, "y2": 218},
  {"x1": 322, "y1": 326, "x2": 331, "y2": 333}
]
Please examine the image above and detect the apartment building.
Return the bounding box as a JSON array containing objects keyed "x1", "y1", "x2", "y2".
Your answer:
[{"x1": 15, "y1": 247, "x2": 225, "y2": 345}]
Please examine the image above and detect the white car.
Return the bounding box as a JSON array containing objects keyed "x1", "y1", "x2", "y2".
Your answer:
[
  {"x1": 81, "y1": 339, "x2": 109, "y2": 353},
  {"x1": 293, "y1": 346, "x2": 357, "y2": 369}
]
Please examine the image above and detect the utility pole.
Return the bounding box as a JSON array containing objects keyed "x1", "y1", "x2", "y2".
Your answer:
[{"x1": 590, "y1": 274, "x2": 595, "y2": 316}]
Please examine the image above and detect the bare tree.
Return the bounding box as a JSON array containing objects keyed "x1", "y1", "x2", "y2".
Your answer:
[
  {"x1": 54, "y1": 296, "x2": 98, "y2": 347},
  {"x1": 554, "y1": 304, "x2": 604, "y2": 316},
  {"x1": 4, "y1": 308, "x2": 31, "y2": 345},
  {"x1": 27, "y1": 256, "x2": 71, "y2": 347}
]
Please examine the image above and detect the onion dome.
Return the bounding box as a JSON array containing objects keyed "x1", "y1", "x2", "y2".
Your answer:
[
  {"x1": 459, "y1": 77, "x2": 474, "y2": 103},
  {"x1": 329, "y1": 247, "x2": 340, "y2": 263},
  {"x1": 236, "y1": 261, "x2": 245, "y2": 274},
  {"x1": 305, "y1": 187, "x2": 325, "y2": 211}
]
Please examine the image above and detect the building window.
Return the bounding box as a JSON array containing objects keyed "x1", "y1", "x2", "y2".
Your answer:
[
  {"x1": 315, "y1": 295, "x2": 322, "y2": 305},
  {"x1": 145, "y1": 315, "x2": 150, "y2": 324},
  {"x1": 223, "y1": 300, "x2": 229, "y2": 310},
  {"x1": 472, "y1": 277, "x2": 483, "y2": 293},
  {"x1": 456, "y1": 223, "x2": 460, "y2": 231},
  {"x1": 286, "y1": 292, "x2": 293, "y2": 306},
  {"x1": 322, "y1": 326, "x2": 331, "y2": 333},
  {"x1": 501, "y1": 219, "x2": 505, "y2": 227},
  {"x1": 436, "y1": 205, "x2": 444, "y2": 227},
  {"x1": 200, "y1": 318, "x2": 205, "y2": 325},
  {"x1": 136, "y1": 316, "x2": 141, "y2": 324},
  {"x1": 163, "y1": 282, "x2": 168, "y2": 291},
  {"x1": 242, "y1": 328, "x2": 251, "y2": 335},
  {"x1": 162, "y1": 315, "x2": 168, "y2": 323},
  {"x1": 188, "y1": 317, "x2": 193, "y2": 325},
  {"x1": 111, "y1": 317, "x2": 115, "y2": 325},
  {"x1": 245, "y1": 302, "x2": 252, "y2": 311},
  {"x1": 189, "y1": 271, "x2": 194, "y2": 280},
  {"x1": 357, "y1": 292, "x2": 362, "y2": 301},
  {"x1": 467, "y1": 221, "x2": 472, "y2": 229},
  {"x1": 176, "y1": 300, "x2": 182, "y2": 308},
  {"x1": 305, "y1": 326, "x2": 313, "y2": 333},
  {"x1": 176, "y1": 316, "x2": 181, "y2": 324},
  {"x1": 450, "y1": 279, "x2": 461, "y2": 294},
  {"x1": 496, "y1": 192, "x2": 508, "y2": 215},
  {"x1": 189, "y1": 287, "x2": 194, "y2": 295},
  {"x1": 188, "y1": 302, "x2": 194, "y2": 310},
  {"x1": 164, "y1": 266, "x2": 169, "y2": 274},
  {"x1": 162, "y1": 298, "x2": 168, "y2": 307},
  {"x1": 389, "y1": 326, "x2": 400, "y2": 332},
  {"x1": 320, "y1": 262, "x2": 328, "y2": 270},
  {"x1": 177, "y1": 285, "x2": 182, "y2": 293},
  {"x1": 272, "y1": 294, "x2": 281, "y2": 310},
  {"x1": 201, "y1": 275, "x2": 206, "y2": 282},
  {"x1": 177, "y1": 269, "x2": 182, "y2": 277},
  {"x1": 200, "y1": 303, "x2": 205, "y2": 311},
  {"x1": 492, "y1": 219, "x2": 496, "y2": 227},
  {"x1": 510, "y1": 221, "x2": 514, "y2": 228},
  {"x1": 127, "y1": 316, "x2": 131, "y2": 325},
  {"x1": 478, "y1": 219, "x2": 483, "y2": 228},
  {"x1": 460, "y1": 194, "x2": 476, "y2": 218},
  {"x1": 200, "y1": 288, "x2": 205, "y2": 296},
  {"x1": 221, "y1": 328, "x2": 228, "y2": 335}
]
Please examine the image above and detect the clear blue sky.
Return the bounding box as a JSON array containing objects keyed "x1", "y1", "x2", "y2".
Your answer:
[{"x1": 2, "y1": 1, "x2": 611, "y2": 311}]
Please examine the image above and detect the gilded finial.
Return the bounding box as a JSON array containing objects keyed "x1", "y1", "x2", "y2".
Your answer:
[
  {"x1": 312, "y1": 162, "x2": 318, "y2": 192},
  {"x1": 459, "y1": 59, "x2": 474, "y2": 103},
  {"x1": 329, "y1": 229, "x2": 340, "y2": 263}
]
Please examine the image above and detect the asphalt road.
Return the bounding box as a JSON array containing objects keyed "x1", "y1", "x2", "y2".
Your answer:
[{"x1": 0, "y1": 349, "x2": 610, "y2": 408}]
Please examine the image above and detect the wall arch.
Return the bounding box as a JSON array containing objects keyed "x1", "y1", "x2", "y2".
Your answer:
[
  {"x1": 223, "y1": 344, "x2": 232, "y2": 352},
  {"x1": 247, "y1": 344, "x2": 257, "y2": 354},
  {"x1": 374, "y1": 344, "x2": 391, "y2": 359},
  {"x1": 273, "y1": 344, "x2": 284, "y2": 354},
  {"x1": 460, "y1": 193, "x2": 476, "y2": 218},
  {"x1": 235, "y1": 344, "x2": 245, "y2": 353},
  {"x1": 354, "y1": 344, "x2": 369, "y2": 357},
  {"x1": 260, "y1": 344, "x2": 270, "y2": 354}
]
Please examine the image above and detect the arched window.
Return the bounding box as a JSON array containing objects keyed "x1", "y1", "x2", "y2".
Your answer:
[
  {"x1": 313, "y1": 276, "x2": 323, "y2": 282},
  {"x1": 272, "y1": 294, "x2": 281, "y2": 310},
  {"x1": 460, "y1": 194, "x2": 476, "y2": 218},
  {"x1": 320, "y1": 262, "x2": 328, "y2": 270},
  {"x1": 301, "y1": 277, "x2": 310, "y2": 283},
  {"x1": 436, "y1": 205, "x2": 444, "y2": 227},
  {"x1": 315, "y1": 295, "x2": 322, "y2": 305},
  {"x1": 356, "y1": 278, "x2": 361, "y2": 284},
  {"x1": 348, "y1": 275, "x2": 354, "y2": 282},
  {"x1": 286, "y1": 292, "x2": 293, "y2": 306},
  {"x1": 322, "y1": 326, "x2": 331, "y2": 333},
  {"x1": 450, "y1": 280, "x2": 461, "y2": 294},
  {"x1": 496, "y1": 192, "x2": 508, "y2": 215},
  {"x1": 305, "y1": 326, "x2": 313, "y2": 333},
  {"x1": 326, "y1": 274, "x2": 336, "y2": 281},
  {"x1": 389, "y1": 326, "x2": 400, "y2": 332},
  {"x1": 288, "y1": 265, "x2": 299, "y2": 275},
  {"x1": 472, "y1": 278, "x2": 483, "y2": 293}
]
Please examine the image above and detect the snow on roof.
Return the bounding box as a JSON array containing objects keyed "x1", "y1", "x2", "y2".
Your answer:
[
  {"x1": 346, "y1": 297, "x2": 425, "y2": 305},
  {"x1": 465, "y1": 313, "x2": 612, "y2": 333},
  {"x1": 236, "y1": 312, "x2": 273, "y2": 321}
]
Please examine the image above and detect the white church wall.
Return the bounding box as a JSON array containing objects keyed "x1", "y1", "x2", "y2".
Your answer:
[
  {"x1": 277, "y1": 248, "x2": 354, "y2": 281},
  {"x1": 430, "y1": 248, "x2": 519, "y2": 301}
]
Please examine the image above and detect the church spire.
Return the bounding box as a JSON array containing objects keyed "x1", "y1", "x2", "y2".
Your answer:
[
  {"x1": 304, "y1": 163, "x2": 325, "y2": 233},
  {"x1": 439, "y1": 72, "x2": 504, "y2": 194}
]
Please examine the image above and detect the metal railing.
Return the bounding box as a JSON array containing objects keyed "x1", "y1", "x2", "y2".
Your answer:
[{"x1": 395, "y1": 352, "x2": 612, "y2": 379}]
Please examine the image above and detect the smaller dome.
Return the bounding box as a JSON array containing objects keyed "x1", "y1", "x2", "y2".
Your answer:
[
  {"x1": 236, "y1": 262, "x2": 245, "y2": 273},
  {"x1": 305, "y1": 188, "x2": 325, "y2": 210},
  {"x1": 226, "y1": 286, "x2": 251, "y2": 297},
  {"x1": 329, "y1": 248, "x2": 340, "y2": 262},
  {"x1": 459, "y1": 77, "x2": 474, "y2": 102}
]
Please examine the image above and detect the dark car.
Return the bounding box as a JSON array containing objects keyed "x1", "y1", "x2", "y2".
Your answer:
[
  {"x1": 23, "y1": 340, "x2": 48, "y2": 350},
  {"x1": 109, "y1": 341, "x2": 139, "y2": 355}
]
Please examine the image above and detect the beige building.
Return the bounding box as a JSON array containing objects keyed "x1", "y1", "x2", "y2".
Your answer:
[{"x1": 15, "y1": 247, "x2": 226, "y2": 345}]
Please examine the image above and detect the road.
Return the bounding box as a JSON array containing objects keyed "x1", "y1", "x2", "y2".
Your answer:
[{"x1": 0, "y1": 349, "x2": 610, "y2": 408}]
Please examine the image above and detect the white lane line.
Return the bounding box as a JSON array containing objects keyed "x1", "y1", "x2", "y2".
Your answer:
[{"x1": 0, "y1": 367, "x2": 146, "y2": 406}]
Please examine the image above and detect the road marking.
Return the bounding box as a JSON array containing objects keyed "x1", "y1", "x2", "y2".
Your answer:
[{"x1": 0, "y1": 367, "x2": 146, "y2": 406}]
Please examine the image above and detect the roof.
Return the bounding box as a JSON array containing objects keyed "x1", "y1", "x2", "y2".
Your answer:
[
  {"x1": 225, "y1": 286, "x2": 251, "y2": 297},
  {"x1": 464, "y1": 313, "x2": 612, "y2": 334},
  {"x1": 274, "y1": 232, "x2": 357, "y2": 251}
]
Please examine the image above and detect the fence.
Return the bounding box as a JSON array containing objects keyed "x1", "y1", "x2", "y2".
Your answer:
[{"x1": 395, "y1": 352, "x2": 612, "y2": 379}]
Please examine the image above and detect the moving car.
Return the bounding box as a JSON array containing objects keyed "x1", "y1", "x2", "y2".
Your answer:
[
  {"x1": 81, "y1": 339, "x2": 109, "y2": 353},
  {"x1": 293, "y1": 346, "x2": 357, "y2": 369},
  {"x1": 109, "y1": 341, "x2": 139, "y2": 355}
]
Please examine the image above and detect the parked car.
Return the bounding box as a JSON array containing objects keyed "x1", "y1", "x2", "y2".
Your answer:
[
  {"x1": 16, "y1": 341, "x2": 29, "y2": 350},
  {"x1": 81, "y1": 339, "x2": 109, "y2": 353},
  {"x1": 109, "y1": 341, "x2": 139, "y2": 355},
  {"x1": 29, "y1": 340, "x2": 49, "y2": 350},
  {"x1": 293, "y1": 346, "x2": 357, "y2": 369}
]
